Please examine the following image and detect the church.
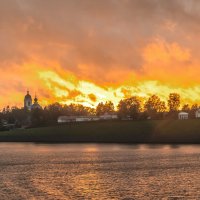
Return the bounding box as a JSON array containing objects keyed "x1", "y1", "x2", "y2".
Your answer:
[{"x1": 24, "y1": 91, "x2": 42, "y2": 110}]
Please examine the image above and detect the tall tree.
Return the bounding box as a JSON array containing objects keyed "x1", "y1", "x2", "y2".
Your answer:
[
  {"x1": 182, "y1": 104, "x2": 190, "y2": 112},
  {"x1": 190, "y1": 104, "x2": 199, "y2": 119},
  {"x1": 144, "y1": 95, "x2": 166, "y2": 119},
  {"x1": 96, "y1": 101, "x2": 115, "y2": 116},
  {"x1": 168, "y1": 93, "x2": 180, "y2": 112},
  {"x1": 46, "y1": 102, "x2": 63, "y2": 122},
  {"x1": 117, "y1": 96, "x2": 142, "y2": 119}
]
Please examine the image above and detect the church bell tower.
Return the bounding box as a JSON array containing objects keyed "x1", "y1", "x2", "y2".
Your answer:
[{"x1": 24, "y1": 91, "x2": 32, "y2": 110}]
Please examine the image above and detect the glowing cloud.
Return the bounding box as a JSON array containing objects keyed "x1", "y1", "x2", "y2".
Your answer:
[{"x1": 1, "y1": 0, "x2": 200, "y2": 109}]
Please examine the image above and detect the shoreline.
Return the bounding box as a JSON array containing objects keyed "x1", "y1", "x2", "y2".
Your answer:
[{"x1": 0, "y1": 120, "x2": 200, "y2": 144}]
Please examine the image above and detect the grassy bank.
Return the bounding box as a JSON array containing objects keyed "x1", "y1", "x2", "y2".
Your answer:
[{"x1": 0, "y1": 120, "x2": 200, "y2": 144}]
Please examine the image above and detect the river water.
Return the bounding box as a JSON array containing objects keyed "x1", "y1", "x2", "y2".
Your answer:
[{"x1": 0, "y1": 143, "x2": 199, "y2": 200}]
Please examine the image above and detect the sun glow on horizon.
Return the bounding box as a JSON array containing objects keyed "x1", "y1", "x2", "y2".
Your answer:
[{"x1": 35, "y1": 70, "x2": 200, "y2": 109}]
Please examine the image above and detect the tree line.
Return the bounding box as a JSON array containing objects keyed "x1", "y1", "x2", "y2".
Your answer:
[{"x1": 0, "y1": 93, "x2": 199, "y2": 128}]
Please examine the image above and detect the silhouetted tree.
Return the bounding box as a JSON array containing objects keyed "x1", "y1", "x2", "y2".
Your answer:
[
  {"x1": 11, "y1": 107, "x2": 29, "y2": 124},
  {"x1": 191, "y1": 104, "x2": 198, "y2": 110},
  {"x1": 62, "y1": 104, "x2": 95, "y2": 116},
  {"x1": 0, "y1": 117, "x2": 4, "y2": 131},
  {"x1": 118, "y1": 96, "x2": 142, "y2": 119},
  {"x1": 190, "y1": 104, "x2": 199, "y2": 119},
  {"x1": 45, "y1": 102, "x2": 62, "y2": 122},
  {"x1": 182, "y1": 104, "x2": 190, "y2": 112},
  {"x1": 144, "y1": 95, "x2": 166, "y2": 119},
  {"x1": 2, "y1": 92, "x2": 200, "y2": 127},
  {"x1": 31, "y1": 108, "x2": 45, "y2": 127},
  {"x1": 96, "y1": 101, "x2": 115, "y2": 116},
  {"x1": 167, "y1": 93, "x2": 180, "y2": 119},
  {"x1": 168, "y1": 93, "x2": 180, "y2": 112}
]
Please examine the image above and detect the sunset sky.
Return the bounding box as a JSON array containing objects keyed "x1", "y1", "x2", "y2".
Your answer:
[{"x1": 1, "y1": 0, "x2": 200, "y2": 109}]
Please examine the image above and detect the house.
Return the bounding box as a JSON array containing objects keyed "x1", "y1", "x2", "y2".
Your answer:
[
  {"x1": 76, "y1": 116, "x2": 100, "y2": 122},
  {"x1": 195, "y1": 109, "x2": 200, "y2": 118},
  {"x1": 120, "y1": 115, "x2": 133, "y2": 120},
  {"x1": 57, "y1": 112, "x2": 119, "y2": 124},
  {"x1": 178, "y1": 112, "x2": 189, "y2": 120},
  {"x1": 57, "y1": 116, "x2": 76, "y2": 123},
  {"x1": 57, "y1": 116, "x2": 101, "y2": 123},
  {"x1": 75, "y1": 116, "x2": 91, "y2": 122},
  {"x1": 99, "y1": 113, "x2": 118, "y2": 120}
]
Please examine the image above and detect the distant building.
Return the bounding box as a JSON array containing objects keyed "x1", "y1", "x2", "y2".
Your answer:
[
  {"x1": 24, "y1": 91, "x2": 32, "y2": 110},
  {"x1": 58, "y1": 116, "x2": 101, "y2": 123},
  {"x1": 31, "y1": 96, "x2": 42, "y2": 110},
  {"x1": 24, "y1": 91, "x2": 42, "y2": 110},
  {"x1": 57, "y1": 113, "x2": 118, "y2": 124},
  {"x1": 178, "y1": 112, "x2": 189, "y2": 120},
  {"x1": 195, "y1": 109, "x2": 200, "y2": 118},
  {"x1": 75, "y1": 116, "x2": 98, "y2": 122},
  {"x1": 58, "y1": 116, "x2": 76, "y2": 123},
  {"x1": 99, "y1": 113, "x2": 118, "y2": 120}
]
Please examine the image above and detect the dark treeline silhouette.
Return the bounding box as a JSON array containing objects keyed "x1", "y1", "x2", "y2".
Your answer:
[{"x1": 0, "y1": 93, "x2": 199, "y2": 129}]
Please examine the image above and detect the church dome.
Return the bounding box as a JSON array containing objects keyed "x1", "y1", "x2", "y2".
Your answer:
[
  {"x1": 34, "y1": 96, "x2": 38, "y2": 102},
  {"x1": 24, "y1": 91, "x2": 32, "y2": 100},
  {"x1": 31, "y1": 95, "x2": 42, "y2": 110}
]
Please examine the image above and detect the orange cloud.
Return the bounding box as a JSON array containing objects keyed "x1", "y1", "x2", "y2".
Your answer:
[
  {"x1": 1, "y1": 1, "x2": 200, "y2": 109},
  {"x1": 141, "y1": 39, "x2": 199, "y2": 86},
  {"x1": 143, "y1": 39, "x2": 190, "y2": 63},
  {"x1": 88, "y1": 94, "x2": 97, "y2": 102}
]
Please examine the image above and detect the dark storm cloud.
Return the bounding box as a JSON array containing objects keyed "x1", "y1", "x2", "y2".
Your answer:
[{"x1": 0, "y1": 0, "x2": 200, "y2": 81}]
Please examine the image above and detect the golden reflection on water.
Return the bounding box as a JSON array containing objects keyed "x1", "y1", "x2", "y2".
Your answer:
[
  {"x1": 0, "y1": 143, "x2": 200, "y2": 199},
  {"x1": 83, "y1": 146, "x2": 98, "y2": 152},
  {"x1": 72, "y1": 171, "x2": 101, "y2": 199}
]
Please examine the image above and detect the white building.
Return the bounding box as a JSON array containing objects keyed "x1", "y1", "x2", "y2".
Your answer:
[
  {"x1": 178, "y1": 112, "x2": 189, "y2": 120},
  {"x1": 195, "y1": 109, "x2": 200, "y2": 118},
  {"x1": 58, "y1": 116, "x2": 76, "y2": 123},
  {"x1": 99, "y1": 113, "x2": 118, "y2": 120},
  {"x1": 57, "y1": 116, "x2": 100, "y2": 123}
]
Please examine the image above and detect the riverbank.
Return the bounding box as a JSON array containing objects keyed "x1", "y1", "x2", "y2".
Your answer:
[{"x1": 0, "y1": 120, "x2": 200, "y2": 143}]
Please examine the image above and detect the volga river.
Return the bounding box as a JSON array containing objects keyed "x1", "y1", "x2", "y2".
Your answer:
[{"x1": 0, "y1": 143, "x2": 199, "y2": 200}]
